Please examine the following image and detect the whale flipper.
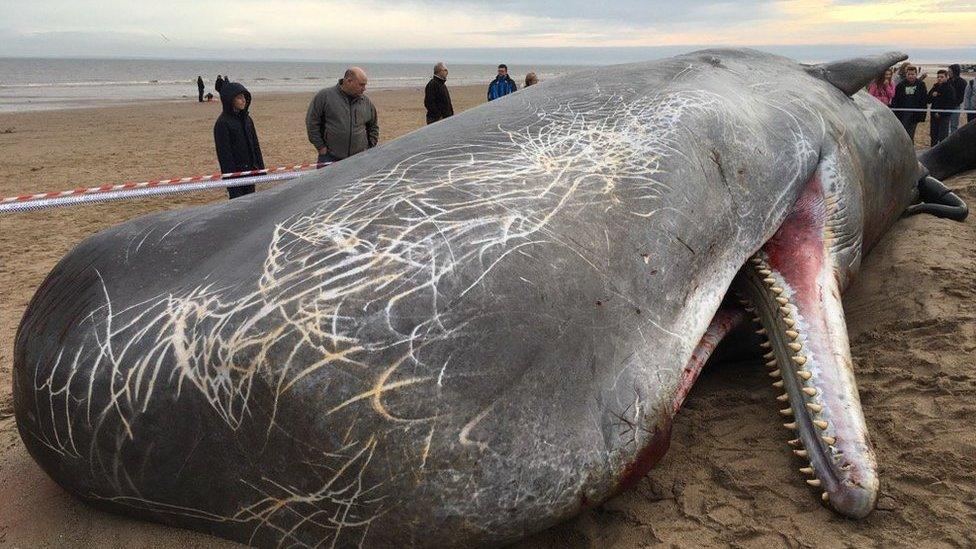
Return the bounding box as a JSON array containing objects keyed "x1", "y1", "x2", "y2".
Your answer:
[{"x1": 804, "y1": 51, "x2": 908, "y2": 96}]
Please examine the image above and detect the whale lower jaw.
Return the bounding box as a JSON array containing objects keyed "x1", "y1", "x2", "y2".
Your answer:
[{"x1": 676, "y1": 168, "x2": 880, "y2": 518}]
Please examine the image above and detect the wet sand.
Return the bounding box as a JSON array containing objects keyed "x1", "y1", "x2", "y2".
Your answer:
[{"x1": 1, "y1": 85, "x2": 974, "y2": 547}]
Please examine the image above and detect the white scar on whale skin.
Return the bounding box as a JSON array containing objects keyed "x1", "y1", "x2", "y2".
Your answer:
[{"x1": 25, "y1": 88, "x2": 831, "y2": 546}]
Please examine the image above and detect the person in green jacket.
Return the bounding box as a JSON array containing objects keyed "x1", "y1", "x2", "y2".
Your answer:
[{"x1": 305, "y1": 67, "x2": 379, "y2": 163}]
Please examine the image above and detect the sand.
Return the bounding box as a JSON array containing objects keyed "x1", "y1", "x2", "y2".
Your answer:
[{"x1": 1, "y1": 85, "x2": 974, "y2": 548}]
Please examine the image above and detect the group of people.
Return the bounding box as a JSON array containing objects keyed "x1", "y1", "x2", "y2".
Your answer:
[
  {"x1": 196, "y1": 74, "x2": 231, "y2": 103},
  {"x1": 425, "y1": 63, "x2": 538, "y2": 124},
  {"x1": 214, "y1": 62, "x2": 540, "y2": 199},
  {"x1": 212, "y1": 58, "x2": 973, "y2": 202},
  {"x1": 868, "y1": 62, "x2": 974, "y2": 145}
]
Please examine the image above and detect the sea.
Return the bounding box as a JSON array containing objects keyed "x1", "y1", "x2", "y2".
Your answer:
[{"x1": 0, "y1": 58, "x2": 592, "y2": 113}]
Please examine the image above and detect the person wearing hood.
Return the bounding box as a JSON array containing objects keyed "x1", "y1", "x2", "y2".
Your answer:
[
  {"x1": 214, "y1": 82, "x2": 264, "y2": 199},
  {"x1": 197, "y1": 76, "x2": 205, "y2": 102},
  {"x1": 215, "y1": 75, "x2": 224, "y2": 94},
  {"x1": 948, "y1": 64, "x2": 968, "y2": 133},
  {"x1": 964, "y1": 76, "x2": 975, "y2": 125},
  {"x1": 487, "y1": 64, "x2": 518, "y2": 101}
]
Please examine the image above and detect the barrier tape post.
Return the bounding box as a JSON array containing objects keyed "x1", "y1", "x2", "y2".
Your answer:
[{"x1": 0, "y1": 162, "x2": 330, "y2": 214}]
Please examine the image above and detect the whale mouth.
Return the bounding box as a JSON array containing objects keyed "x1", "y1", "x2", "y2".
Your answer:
[{"x1": 728, "y1": 170, "x2": 879, "y2": 518}]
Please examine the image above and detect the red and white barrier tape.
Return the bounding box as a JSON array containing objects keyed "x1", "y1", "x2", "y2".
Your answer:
[{"x1": 0, "y1": 162, "x2": 330, "y2": 214}]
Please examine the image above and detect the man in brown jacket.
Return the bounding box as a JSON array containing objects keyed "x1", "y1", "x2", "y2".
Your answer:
[{"x1": 305, "y1": 67, "x2": 379, "y2": 163}]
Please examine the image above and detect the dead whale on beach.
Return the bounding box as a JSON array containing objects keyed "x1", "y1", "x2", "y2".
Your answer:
[{"x1": 13, "y1": 48, "x2": 970, "y2": 547}]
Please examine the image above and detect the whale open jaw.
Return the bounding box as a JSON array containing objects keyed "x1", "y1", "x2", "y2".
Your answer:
[
  {"x1": 733, "y1": 172, "x2": 880, "y2": 517},
  {"x1": 664, "y1": 168, "x2": 883, "y2": 518}
]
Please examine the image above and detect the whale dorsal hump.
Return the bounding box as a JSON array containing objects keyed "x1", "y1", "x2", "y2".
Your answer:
[{"x1": 803, "y1": 51, "x2": 908, "y2": 96}]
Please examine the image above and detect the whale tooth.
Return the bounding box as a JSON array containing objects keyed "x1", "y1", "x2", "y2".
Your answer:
[
  {"x1": 745, "y1": 306, "x2": 756, "y2": 312},
  {"x1": 784, "y1": 422, "x2": 797, "y2": 430},
  {"x1": 777, "y1": 393, "x2": 789, "y2": 402},
  {"x1": 793, "y1": 449, "x2": 807, "y2": 457},
  {"x1": 771, "y1": 286, "x2": 784, "y2": 295},
  {"x1": 785, "y1": 330, "x2": 799, "y2": 340},
  {"x1": 806, "y1": 403, "x2": 823, "y2": 413},
  {"x1": 806, "y1": 479, "x2": 822, "y2": 487},
  {"x1": 764, "y1": 277, "x2": 776, "y2": 285},
  {"x1": 772, "y1": 380, "x2": 784, "y2": 388},
  {"x1": 813, "y1": 420, "x2": 829, "y2": 430},
  {"x1": 763, "y1": 351, "x2": 775, "y2": 359},
  {"x1": 799, "y1": 467, "x2": 814, "y2": 474},
  {"x1": 822, "y1": 491, "x2": 830, "y2": 502},
  {"x1": 779, "y1": 306, "x2": 792, "y2": 315},
  {"x1": 802, "y1": 387, "x2": 818, "y2": 396},
  {"x1": 766, "y1": 359, "x2": 777, "y2": 367},
  {"x1": 791, "y1": 355, "x2": 807, "y2": 365},
  {"x1": 775, "y1": 297, "x2": 789, "y2": 305},
  {"x1": 783, "y1": 318, "x2": 795, "y2": 327},
  {"x1": 788, "y1": 342, "x2": 803, "y2": 352},
  {"x1": 822, "y1": 436, "x2": 836, "y2": 445},
  {"x1": 752, "y1": 316, "x2": 762, "y2": 323},
  {"x1": 796, "y1": 370, "x2": 812, "y2": 381},
  {"x1": 751, "y1": 257, "x2": 763, "y2": 264},
  {"x1": 761, "y1": 341, "x2": 772, "y2": 349},
  {"x1": 756, "y1": 328, "x2": 767, "y2": 335},
  {"x1": 779, "y1": 408, "x2": 793, "y2": 416},
  {"x1": 759, "y1": 268, "x2": 772, "y2": 276},
  {"x1": 769, "y1": 369, "x2": 781, "y2": 378},
  {"x1": 787, "y1": 438, "x2": 801, "y2": 447}
]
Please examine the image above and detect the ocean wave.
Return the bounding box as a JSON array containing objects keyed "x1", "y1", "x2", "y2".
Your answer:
[{"x1": 0, "y1": 79, "x2": 194, "y2": 89}]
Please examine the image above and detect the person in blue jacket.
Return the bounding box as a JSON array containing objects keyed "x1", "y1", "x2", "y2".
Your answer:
[{"x1": 487, "y1": 64, "x2": 518, "y2": 101}]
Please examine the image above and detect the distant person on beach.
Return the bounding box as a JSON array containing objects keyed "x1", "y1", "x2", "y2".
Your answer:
[
  {"x1": 927, "y1": 69, "x2": 957, "y2": 146},
  {"x1": 214, "y1": 82, "x2": 264, "y2": 199},
  {"x1": 424, "y1": 62, "x2": 454, "y2": 124},
  {"x1": 891, "y1": 65, "x2": 928, "y2": 141},
  {"x1": 215, "y1": 75, "x2": 225, "y2": 94},
  {"x1": 487, "y1": 64, "x2": 518, "y2": 101},
  {"x1": 305, "y1": 67, "x2": 379, "y2": 163},
  {"x1": 524, "y1": 72, "x2": 538, "y2": 87},
  {"x1": 867, "y1": 68, "x2": 895, "y2": 106},
  {"x1": 205, "y1": 92, "x2": 215, "y2": 102},
  {"x1": 197, "y1": 76, "x2": 205, "y2": 102},
  {"x1": 964, "y1": 77, "x2": 975, "y2": 125},
  {"x1": 947, "y1": 64, "x2": 967, "y2": 133}
]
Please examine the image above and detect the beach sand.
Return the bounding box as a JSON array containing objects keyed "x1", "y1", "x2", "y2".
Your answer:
[{"x1": 1, "y1": 85, "x2": 974, "y2": 548}]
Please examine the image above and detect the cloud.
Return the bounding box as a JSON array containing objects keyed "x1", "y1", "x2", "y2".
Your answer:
[{"x1": 1, "y1": 0, "x2": 973, "y2": 59}]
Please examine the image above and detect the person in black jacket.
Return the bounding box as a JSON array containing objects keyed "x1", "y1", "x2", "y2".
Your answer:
[
  {"x1": 197, "y1": 76, "x2": 205, "y2": 102},
  {"x1": 215, "y1": 75, "x2": 224, "y2": 94},
  {"x1": 947, "y1": 64, "x2": 967, "y2": 134},
  {"x1": 891, "y1": 66, "x2": 928, "y2": 141},
  {"x1": 424, "y1": 62, "x2": 454, "y2": 124},
  {"x1": 214, "y1": 82, "x2": 264, "y2": 199},
  {"x1": 928, "y1": 69, "x2": 958, "y2": 146}
]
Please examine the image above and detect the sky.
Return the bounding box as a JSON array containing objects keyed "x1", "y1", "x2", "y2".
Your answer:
[{"x1": 1, "y1": 0, "x2": 974, "y2": 63}]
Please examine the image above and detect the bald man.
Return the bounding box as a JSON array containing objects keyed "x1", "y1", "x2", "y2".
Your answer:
[
  {"x1": 424, "y1": 62, "x2": 454, "y2": 124},
  {"x1": 306, "y1": 67, "x2": 379, "y2": 163}
]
